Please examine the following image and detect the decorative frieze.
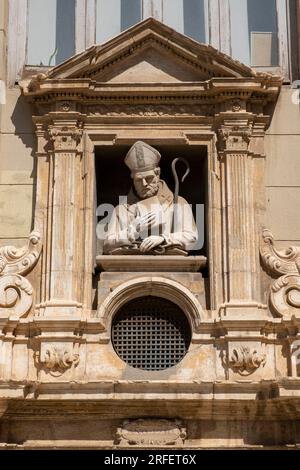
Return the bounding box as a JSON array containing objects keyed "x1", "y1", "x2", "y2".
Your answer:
[
  {"x1": 82, "y1": 103, "x2": 214, "y2": 117},
  {"x1": 115, "y1": 419, "x2": 186, "y2": 447}
]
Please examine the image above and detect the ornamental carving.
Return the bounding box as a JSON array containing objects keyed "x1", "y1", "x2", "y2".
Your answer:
[
  {"x1": 270, "y1": 275, "x2": 300, "y2": 318},
  {"x1": 0, "y1": 231, "x2": 41, "y2": 276},
  {"x1": 41, "y1": 346, "x2": 79, "y2": 374},
  {"x1": 0, "y1": 274, "x2": 33, "y2": 317},
  {"x1": 217, "y1": 124, "x2": 252, "y2": 152},
  {"x1": 229, "y1": 346, "x2": 266, "y2": 375},
  {"x1": 260, "y1": 229, "x2": 300, "y2": 276},
  {"x1": 0, "y1": 232, "x2": 41, "y2": 319},
  {"x1": 260, "y1": 229, "x2": 300, "y2": 318},
  {"x1": 115, "y1": 419, "x2": 186, "y2": 446},
  {"x1": 84, "y1": 104, "x2": 213, "y2": 117},
  {"x1": 49, "y1": 125, "x2": 83, "y2": 151}
]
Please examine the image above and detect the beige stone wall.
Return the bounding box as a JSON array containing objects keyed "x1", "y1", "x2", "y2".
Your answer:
[
  {"x1": 265, "y1": 86, "x2": 300, "y2": 248},
  {"x1": 0, "y1": 0, "x2": 35, "y2": 248}
]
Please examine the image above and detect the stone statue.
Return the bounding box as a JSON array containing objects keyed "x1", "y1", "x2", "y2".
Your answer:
[{"x1": 103, "y1": 141, "x2": 198, "y2": 255}]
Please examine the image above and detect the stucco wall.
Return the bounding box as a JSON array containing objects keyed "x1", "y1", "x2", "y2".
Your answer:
[{"x1": 265, "y1": 86, "x2": 300, "y2": 247}]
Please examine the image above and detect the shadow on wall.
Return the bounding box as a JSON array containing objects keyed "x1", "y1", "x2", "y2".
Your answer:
[{"x1": 11, "y1": 92, "x2": 37, "y2": 232}]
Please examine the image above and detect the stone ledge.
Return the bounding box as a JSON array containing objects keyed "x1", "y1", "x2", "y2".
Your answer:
[{"x1": 96, "y1": 255, "x2": 207, "y2": 272}]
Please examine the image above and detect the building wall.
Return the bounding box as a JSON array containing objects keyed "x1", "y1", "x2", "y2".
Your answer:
[
  {"x1": 0, "y1": 0, "x2": 36, "y2": 248},
  {"x1": 266, "y1": 86, "x2": 300, "y2": 248}
]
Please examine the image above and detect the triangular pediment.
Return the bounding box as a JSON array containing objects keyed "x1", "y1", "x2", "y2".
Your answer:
[
  {"x1": 92, "y1": 46, "x2": 203, "y2": 83},
  {"x1": 45, "y1": 17, "x2": 260, "y2": 83}
]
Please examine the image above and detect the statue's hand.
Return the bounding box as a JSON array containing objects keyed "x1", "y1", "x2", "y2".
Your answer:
[
  {"x1": 140, "y1": 236, "x2": 164, "y2": 253},
  {"x1": 128, "y1": 211, "x2": 156, "y2": 242},
  {"x1": 135, "y1": 211, "x2": 156, "y2": 232}
]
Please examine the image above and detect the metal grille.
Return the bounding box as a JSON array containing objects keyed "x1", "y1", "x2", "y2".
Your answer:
[{"x1": 112, "y1": 296, "x2": 191, "y2": 371}]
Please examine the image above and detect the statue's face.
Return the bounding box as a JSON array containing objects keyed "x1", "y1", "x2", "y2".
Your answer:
[{"x1": 133, "y1": 169, "x2": 160, "y2": 199}]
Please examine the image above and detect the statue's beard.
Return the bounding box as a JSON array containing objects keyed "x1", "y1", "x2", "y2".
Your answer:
[{"x1": 135, "y1": 179, "x2": 160, "y2": 199}]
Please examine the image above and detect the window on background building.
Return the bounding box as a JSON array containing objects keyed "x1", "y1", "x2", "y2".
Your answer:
[
  {"x1": 96, "y1": 0, "x2": 142, "y2": 44},
  {"x1": 27, "y1": 0, "x2": 76, "y2": 66},
  {"x1": 96, "y1": 0, "x2": 208, "y2": 45},
  {"x1": 162, "y1": 0, "x2": 208, "y2": 43},
  {"x1": 229, "y1": 0, "x2": 279, "y2": 67},
  {"x1": 9, "y1": 0, "x2": 292, "y2": 83}
]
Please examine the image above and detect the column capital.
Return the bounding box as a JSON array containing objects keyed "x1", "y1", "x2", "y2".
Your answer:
[
  {"x1": 216, "y1": 121, "x2": 253, "y2": 152},
  {"x1": 48, "y1": 122, "x2": 83, "y2": 152}
]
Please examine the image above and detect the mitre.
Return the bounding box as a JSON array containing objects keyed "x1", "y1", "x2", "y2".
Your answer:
[{"x1": 125, "y1": 141, "x2": 161, "y2": 174}]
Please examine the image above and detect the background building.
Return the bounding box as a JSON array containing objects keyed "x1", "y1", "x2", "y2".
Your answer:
[{"x1": 0, "y1": 0, "x2": 300, "y2": 449}]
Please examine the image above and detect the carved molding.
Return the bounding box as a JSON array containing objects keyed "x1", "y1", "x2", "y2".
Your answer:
[
  {"x1": 260, "y1": 229, "x2": 300, "y2": 276},
  {"x1": 228, "y1": 346, "x2": 266, "y2": 375},
  {"x1": 0, "y1": 232, "x2": 42, "y2": 319},
  {"x1": 41, "y1": 346, "x2": 79, "y2": 374},
  {"x1": 0, "y1": 231, "x2": 41, "y2": 276},
  {"x1": 115, "y1": 419, "x2": 186, "y2": 446},
  {"x1": 261, "y1": 229, "x2": 300, "y2": 318}
]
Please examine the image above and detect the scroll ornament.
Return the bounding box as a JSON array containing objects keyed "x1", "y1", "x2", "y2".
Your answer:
[
  {"x1": 260, "y1": 229, "x2": 300, "y2": 318},
  {"x1": 229, "y1": 346, "x2": 266, "y2": 375},
  {"x1": 0, "y1": 231, "x2": 41, "y2": 319},
  {"x1": 42, "y1": 346, "x2": 79, "y2": 375}
]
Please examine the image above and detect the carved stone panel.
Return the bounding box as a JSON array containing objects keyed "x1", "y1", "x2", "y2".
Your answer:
[
  {"x1": 0, "y1": 232, "x2": 41, "y2": 319},
  {"x1": 260, "y1": 229, "x2": 300, "y2": 319},
  {"x1": 115, "y1": 419, "x2": 186, "y2": 447}
]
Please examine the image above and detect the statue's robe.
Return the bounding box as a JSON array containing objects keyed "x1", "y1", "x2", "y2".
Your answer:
[{"x1": 103, "y1": 180, "x2": 198, "y2": 254}]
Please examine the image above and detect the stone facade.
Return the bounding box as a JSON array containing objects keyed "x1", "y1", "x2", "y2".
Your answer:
[{"x1": 0, "y1": 8, "x2": 300, "y2": 449}]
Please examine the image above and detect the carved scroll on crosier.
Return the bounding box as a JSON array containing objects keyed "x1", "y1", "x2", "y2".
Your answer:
[
  {"x1": 260, "y1": 229, "x2": 300, "y2": 318},
  {"x1": 0, "y1": 231, "x2": 41, "y2": 319}
]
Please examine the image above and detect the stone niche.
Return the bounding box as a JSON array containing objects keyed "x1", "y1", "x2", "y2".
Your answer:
[{"x1": 2, "y1": 18, "x2": 300, "y2": 449}]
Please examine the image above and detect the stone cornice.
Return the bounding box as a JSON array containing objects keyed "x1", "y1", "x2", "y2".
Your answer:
[
  {"x1": 21, "y1": 19, "x2": 282, "y2": 118},
  {"x1": 1, "y1": 380, "x2": 300, "y2": 420},
  {"x1": 23, "y1": 78, "x2": 281, "y2": 110}
]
